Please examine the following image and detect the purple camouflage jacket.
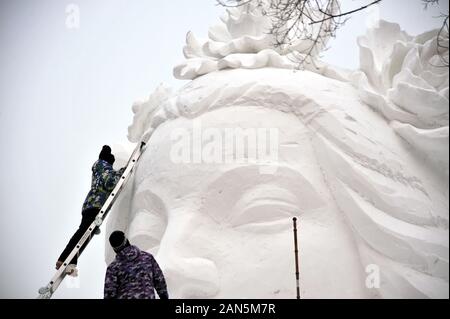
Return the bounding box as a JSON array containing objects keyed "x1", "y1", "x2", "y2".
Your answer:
[{"x1": 104, "y1": 245, "x2": 169, "y2": 299}]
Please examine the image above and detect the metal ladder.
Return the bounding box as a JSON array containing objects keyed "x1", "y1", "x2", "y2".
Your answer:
[{"x1": 37, "y1": 141, "x2": 147, "y2": 299}]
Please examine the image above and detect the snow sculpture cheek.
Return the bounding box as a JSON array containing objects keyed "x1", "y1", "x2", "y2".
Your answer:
[{"x1": 127, "y1": 190, "x2": 167, "y2": 252}]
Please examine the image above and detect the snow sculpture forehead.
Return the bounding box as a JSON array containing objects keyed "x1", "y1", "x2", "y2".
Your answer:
[
  {"x1": 173, "y1": 0, "x2": 338, "y2": 80},
  {"x1": 130, "y1": 20, "x2": 449, "y2": 179}
]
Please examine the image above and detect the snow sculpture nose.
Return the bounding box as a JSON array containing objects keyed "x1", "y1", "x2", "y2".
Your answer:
[{"x1": 158, "y1": 255, "x2": 220, "y2": 298}]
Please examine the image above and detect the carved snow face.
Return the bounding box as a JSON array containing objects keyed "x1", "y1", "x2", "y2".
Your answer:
[
  {"x1": 127, "y1": 105, "x2": 369, "y2": 298},
  {"x1": 111, "y1": 13, "x2": 449, "y2": 298},
  {"x1": 112, "y1": 65, "x2": 448, "y2": 299}
]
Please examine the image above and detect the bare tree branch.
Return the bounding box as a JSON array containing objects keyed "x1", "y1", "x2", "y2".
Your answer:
[
  {"x1": 436, "y1": 14, "x2": 449, "y2": 66},
  {"x1": 422, "y1": 0, "x2": 440, "y2": 9},
  {"x1": 217, "y1": 0, "x2": 448, "y2": 68},
  {"x1": 216, "y1": 0, "x2": 255, "y2": 7},
  {"x1": 313, "y1": 0, "x2": 382, "y2": 25},
  {"x1": 216, "y1": 0, "x2": 382, "y2": 69},
  {"x1": 422, "y1": 0, "x2": 449, "y2": 67}
]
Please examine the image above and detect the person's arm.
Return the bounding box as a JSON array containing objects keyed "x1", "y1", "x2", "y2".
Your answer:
[
  {"x1": 150, "y1": 255, "x2": 169, "y2": 299},
  {"x1": 104, "y1": 265, "x2": 119, "y2": 299}
]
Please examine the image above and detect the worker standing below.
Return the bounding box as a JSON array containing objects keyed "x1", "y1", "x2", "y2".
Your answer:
[
  {"x1": 56, "y1": 145, "x2": 125, "y2": 276},
  {"x1": 104, "y1": 231, "x2": 169, "y2": 299}
]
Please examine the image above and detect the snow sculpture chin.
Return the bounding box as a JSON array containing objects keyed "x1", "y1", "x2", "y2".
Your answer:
[{"x1": 106, "y1": 7, "x2": 449, "y2": 298}]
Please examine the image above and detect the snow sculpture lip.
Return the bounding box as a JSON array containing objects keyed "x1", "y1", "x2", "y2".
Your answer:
[
  {"x1": 351, "y1": 20, "x2": 449, "y2": 176},
  {"x1": 173, "y1": 1, "x2": 341, "y2": 80}
]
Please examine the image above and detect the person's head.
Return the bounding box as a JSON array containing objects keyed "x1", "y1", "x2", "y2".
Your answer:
[
  {"x1": 109, "y1": 230, "x2": 130, "y2": 253},
  {"x1": 110, "y1": 68, "x2": 448, "y2": 299},
  {"x1": 99, "y1": 145, "x2": 115, "y2": 165},
  {"x1": 126, "y1": 104, "x2": 363, "y2": 298},
  {"x1": 118, "y1": 70, "x2": 369, "y2": 298}
]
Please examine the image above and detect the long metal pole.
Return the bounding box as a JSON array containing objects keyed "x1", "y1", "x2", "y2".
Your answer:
[{"x1": 293, "y1": 217, "x2": 300, "y2": 299}]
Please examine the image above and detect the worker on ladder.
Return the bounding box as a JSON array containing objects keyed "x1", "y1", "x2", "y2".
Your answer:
[{"x1": 55, "y1": 145, "x2": 125, "y2": 276}]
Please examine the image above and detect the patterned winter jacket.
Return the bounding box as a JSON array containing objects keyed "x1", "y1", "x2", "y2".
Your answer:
[
  {"x1": 104, "y1": 245, "x2": 169, "y2": 299},
  {"x1": 82, "y1": 159, "x2": 125, "y2": 212}
]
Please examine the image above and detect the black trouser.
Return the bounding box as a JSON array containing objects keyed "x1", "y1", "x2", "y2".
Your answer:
[{"x1": 58, "y1": 208, "x2": 100, "y2": 265}]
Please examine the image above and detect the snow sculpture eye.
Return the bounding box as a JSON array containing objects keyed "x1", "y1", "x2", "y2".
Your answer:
[
  {"x1": 201, "y1": 166, "x2": 326, "y2": 233},
  {"x1": 129, "y1": 190, "x2": 167, "y2": 253},
  {"x1": 228, "y1": 185, "x2": 300, "y2": 232}
]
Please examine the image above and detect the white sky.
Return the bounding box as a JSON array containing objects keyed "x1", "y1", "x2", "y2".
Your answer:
[{"x1": 0, "y1": 0, "x2": 447, "y2": 299}]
